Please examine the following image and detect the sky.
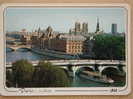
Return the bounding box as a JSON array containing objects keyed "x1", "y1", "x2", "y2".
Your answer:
[{"x1": 4, "y1": 7, "x2": 126, "y2": 33}]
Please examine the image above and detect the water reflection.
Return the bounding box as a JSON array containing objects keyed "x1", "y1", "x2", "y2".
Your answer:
[{"x1": 6, "y1": 48, "x2": 54, "y2": 63}]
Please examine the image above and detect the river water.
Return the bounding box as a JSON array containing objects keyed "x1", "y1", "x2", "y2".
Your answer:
[{"x1": 6, "y1": 48, "x2": 124, "y2": 87}]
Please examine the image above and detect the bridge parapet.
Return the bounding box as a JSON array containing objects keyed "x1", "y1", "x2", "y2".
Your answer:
[
  {"x1": 6, "y1": 60, "x2": 126, "y2": 68},
  {"x1": 6, "y1": 60, "x2": 126, "y2": 77}
]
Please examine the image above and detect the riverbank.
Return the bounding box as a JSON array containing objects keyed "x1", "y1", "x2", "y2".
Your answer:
[{"x1": 31, "y1": 47, "x2": 76, "y2": 59}]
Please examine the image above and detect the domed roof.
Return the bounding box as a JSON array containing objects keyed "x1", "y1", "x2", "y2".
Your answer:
[{"x1": 46, "y1": 26, "x2": 53, "y2": 33}]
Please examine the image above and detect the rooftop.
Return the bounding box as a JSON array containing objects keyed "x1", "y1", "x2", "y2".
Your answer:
[{"x1": 59, "y1": 34, "x2": 86, "y2": 41}]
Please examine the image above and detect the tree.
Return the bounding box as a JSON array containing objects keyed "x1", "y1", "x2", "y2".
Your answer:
[
  {"x1": 6, "y1": 70, "x2": 14, "y2": 87},
  {"x1": 12, "y1": 59, "x2": 34, "y2": 87},
  {"x1": 92, "y1": 34, "x2": 125, "y2": 60},
  {"x1": 33, "y1": 61, "x2": 70, "y2": 87}
]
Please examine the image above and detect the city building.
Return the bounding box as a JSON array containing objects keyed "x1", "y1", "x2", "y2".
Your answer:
[
  {"x1": 111, "y1": 23, "x2": 117, "y2": 34},
  {"x1": 19, "y1": 29, "x2": 29, "y2": 35},
  {"x1": 31, "y1": 20, "x2": 109, "y2": 57},
  {"x1": 49, "y1": 35, "x2": 67, "y2": 52},
  {"x1": 58, "y1": 34, "x2": 86, "y2": 55},
  {"x1": 31, "y1": 31, "x2": 40, "y2": 48},
  {"x1": 31, "y1": 26, "x2": 86, "y2": 55},
  {"x1": 20, "y1": 30, "x2": 32, "y2": 45}
]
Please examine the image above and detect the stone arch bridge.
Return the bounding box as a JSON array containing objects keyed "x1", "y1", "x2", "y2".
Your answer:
[
  {"x1": 6, "y1": 44, "x2": 31, "y2": 51},
  {"x1": 6, "y1": 60, "x2": 126, "y2": 77}
]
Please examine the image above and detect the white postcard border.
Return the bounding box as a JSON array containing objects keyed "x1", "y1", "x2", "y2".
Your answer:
[{"x1": 0, "y1": 3, "x2": 131, "y2": 96}]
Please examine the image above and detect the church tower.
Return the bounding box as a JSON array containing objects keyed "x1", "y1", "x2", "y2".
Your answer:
[
  {"x1": 38, "y1": 27, "x2": 41, "y2": 37},
  {"x1": 95, "y1": 18, "x2": 100, "y2": 34},
  {"x1": 82, "y1": 22, "x2": 88, "y2": 33},
  {"x1": 75, "y1": 22, "x2": 81, "y2": 34}
]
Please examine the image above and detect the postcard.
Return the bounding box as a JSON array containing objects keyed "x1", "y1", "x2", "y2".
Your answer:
[{"x1": 0, "y1": 3, "x2": 131, "y2": 96}]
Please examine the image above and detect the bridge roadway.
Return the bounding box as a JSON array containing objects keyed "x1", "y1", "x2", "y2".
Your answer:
[{"x1": 6, "y1": 59, "x2": 126, "y2": 68}]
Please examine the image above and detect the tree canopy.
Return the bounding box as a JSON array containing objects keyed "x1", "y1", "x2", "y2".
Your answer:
[
  {"x1": 12, "y1": 59, "x2": 34, "y2": 87},
  {"x1": 92, "y1": 34, "x2": 125, "y2": 60},
  {"x1": 11, "y1": 60, "x2": 70, "y2": 88},
  {"x1": 33, "y1": 61, "x2": 70, "y2": 87}
]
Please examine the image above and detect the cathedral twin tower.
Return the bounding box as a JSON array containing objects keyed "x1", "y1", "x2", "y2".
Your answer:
[
  {"x1": 69, "y1": 22, "x2": 88, "y2": 34},
  {"x1": 75, "y1": 22, "x2": 88, "y2": 33},
  {"x1": 70, "y1": 18, "x2": 100, "y2": 34}
]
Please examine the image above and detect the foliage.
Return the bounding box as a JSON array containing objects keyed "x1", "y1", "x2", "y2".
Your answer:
[
  {"x1": 9, "y1": 60, "x2": 70, "y2": 88},
  {"x1": 6, "y1": 70, "x2": 14, "y2": 87},
  {"x1": 33, "y1": 61, "x2": 70, "y2": 87},
  {"x1": 12, "y1": 59, "x2": 34, "y2": 87},
  {"x1": 92, "y1": 34, "x2": 125, "y2": 60}
]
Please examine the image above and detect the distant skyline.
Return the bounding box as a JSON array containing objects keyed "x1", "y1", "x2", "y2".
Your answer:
[{"x1": 5, "y1": 7, "x2": 126, "y2": 33}]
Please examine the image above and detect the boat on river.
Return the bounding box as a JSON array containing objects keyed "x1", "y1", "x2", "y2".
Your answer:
[{"x1": 77, "y1": 70, "x2": 114, "y2": 84}]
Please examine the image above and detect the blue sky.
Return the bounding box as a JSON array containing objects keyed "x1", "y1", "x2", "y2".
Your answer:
[{"x1": 4, "y1": 7, "x2": 126, "y2": 33}]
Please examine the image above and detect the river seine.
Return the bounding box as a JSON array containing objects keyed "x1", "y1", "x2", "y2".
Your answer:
[{"x1": 6, "y1": 48, "x2": 124, "y2": 87}]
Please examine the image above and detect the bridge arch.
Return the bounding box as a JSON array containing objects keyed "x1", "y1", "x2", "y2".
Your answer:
[
  {"x1": 98, "y1": 66, "x2": 118, "y2": 73},
  {"x1": 101, "y1": 67, "x2": 120, "y2": 79},
  {"x1": 7, "y1": 45, "x2": 31, "y2": 51},
  {"x1": 6, "y1": 47, "x2": 14, "y2": 52},
  {"x1": 77, "y1": 66, "x2": 95, "y2": 72},
  {"x1": 71, "y1": 66, "x2": 95, "y2": 75},
  {"x1": 17, "y1": 47, "x2": 31, "y2": 51}
]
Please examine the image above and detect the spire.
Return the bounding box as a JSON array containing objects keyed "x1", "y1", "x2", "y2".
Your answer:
[
  {"x1": 97, "y1": 17, "x2": 99, "y2": 23},
  {"x1": 95, "y1": 17, "x2": 100, "y2": 33},
  {"x1": 38, "y1": 27, "x2": 41, "y2": 37},
  {"x1": 38, "y1": 27, "x2": 41, "y2": 33}
]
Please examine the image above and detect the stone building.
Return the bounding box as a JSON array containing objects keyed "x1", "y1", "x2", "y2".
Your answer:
[
  {"x1": 82, "y1": 22, "x2": 88, "y2": 33},
  {"x1": 21, "y1": 33, "x2": 32, "y2": 45},
  {"x1": 31, "y1": 26, "x2": 86, "y2": 55},
  {"x1": 60, "y1": 34, "x2": 86, "y2": 55}
]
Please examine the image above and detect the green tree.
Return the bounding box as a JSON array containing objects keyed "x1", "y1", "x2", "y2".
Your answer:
[
  {"x1": 6, "y1": 70, "x2": 14, "y2": 87},
  {"x1": 33, "y1": 61, "x2": 70, "y2": 87},
  {"x1": 92, "y1": 34, "x2": 125, "y2": 60},
  {"x1": 12, "y1": 59, "x2": 34, "y2": 87}
]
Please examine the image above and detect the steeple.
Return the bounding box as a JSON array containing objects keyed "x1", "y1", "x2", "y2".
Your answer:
[
  {"x1": 38, "y1": 27, "x2": 41, "y2": 37},
  {"x1": 38, "y1": 27, "x2": 41, "y2": 33},
  {"x1": 95, "y1": 17, "x2": 100, "y2": 33}
]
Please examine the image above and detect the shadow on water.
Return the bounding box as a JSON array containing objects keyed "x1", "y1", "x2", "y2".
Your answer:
[
  {"x1": 16, "y1": 48, "x2": 31, "y2": 52},
  {"x1": 70, "y1": 75, "x2": 110, "y2": 87},
  {"x1": 69, "y1": 74, "x2": 125, "y2": 87},
  {"x1": 6, "y1": 48, "x2": 13, "y2": 52}
]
